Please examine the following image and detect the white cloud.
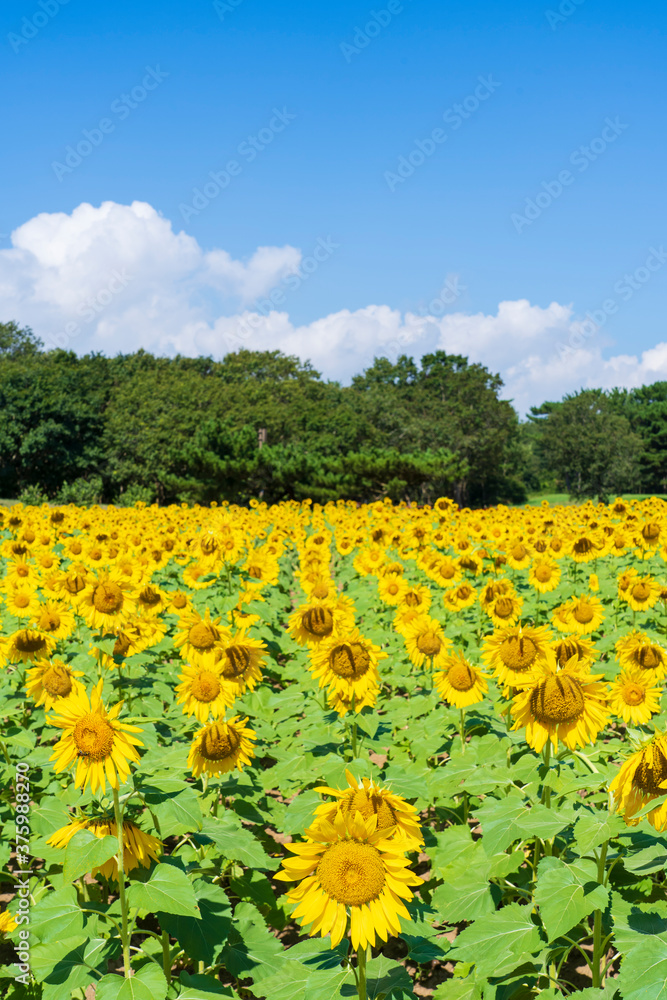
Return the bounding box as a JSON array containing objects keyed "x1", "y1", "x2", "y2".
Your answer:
[{"x1": 1, "y1": 199, "x2": 666, "y2": 415}]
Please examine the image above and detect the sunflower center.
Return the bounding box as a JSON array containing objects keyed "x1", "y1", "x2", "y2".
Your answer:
[
  {"x1": 312, "y1": 582, "x2": 330, "y2": 599},
  {"x1": 222, "y1": 645, "x2": 251, "y2": 678},
  {"x1": 13, "y1": 593, "x2": 30, "y2": 609},
  {"x1": 139, "y1": 587, "x2": 161, "y2": 607},
  {"x1": 573, "y1": 538, "x2": 594, "y2": 554},
  {"x1": 73, "y1": 714, "x2": 115, "y2": 760},
  {"x1": 317, "y1": 840, "x2": 386, "y2": 906},
  {"x1": 16, "y1": 565, "x2": 29, "y2": 577},
  {"x1": 404, "y1": 591, "x2": 422, "y2": 608},
  {"x1": 457, "y1": 586, "x2": 472, "y2": 600},
  {"x1": 417, "y1": 631, "x2": 442, "y2": 656},
  {"x1": 529, "y1": 675, "x2": 585, "y2": 724},
  {"x1": 15, "y1": 632, "x2": 47, "y2": 653},
  {"x1": 493, "y1": 597, "x2": 515, "y2": 619},
  {"x1": 199, "y1": 723, "x2": 241, "y2": 761},
  {"x1": 190, "y1": 670, "x2": 221, "y2": 702},
  {"x1": 438, "y1": 563, "x2": 456, "y2": 580},
  {"x1": 554, "y1": 640, "x2": 581, "y2": 668},
  {"x1": 39, "y1": 611, "x2": 61, "y2": 632},
  {"x1": 114, "y1": 633, "x2": 132, "y2": 657},
  {"x1": 637, "y1": 646, "x2": 661, "y2": 669},
  {"x1": 621, "y1": 683, "x2": 645, "y2": 706},
  {"x1": 535, "y1": 565, "x2": 553, "y2": 582},
  {"x1": 171, "y1": 592, "x2": 187, "y2": 609},
  {"x1": 573, "y1": 601, "x2": 595, "y2": 624},
  {"x1": 511, "y1": 544, "x2": 527, "y2": 561},
  {"x1": 342, "y1": 789, "x2": 397, "y2": 831},
  {"x1": 92, "y1": 582, "x2": 124, "y2": 614},
  {"x1": 42, "y1": 665, "x2": 72, "y2": 697},
  {"x1": 632, "y1": 583, "x2": 651, "y2": 603},
  {"x1": 500, "y1": 636, "x2": 538, "y2": 671},
  {"x1": 635, "y1": 746, "x2": 667, "y2": 795},
  {"x1": 642, "y1": 523, "x2": 660, "y2": 542},
  {"x1": 387, "y1": 582, "x2": 399, "y2": 595},
  {"x1": 329, "y1": 643, "x2": 371, "y2": 678},
  {"x1": 189, "y1": 622, "x2": 219, "y2": 650},
  {"x1": 447, "y1": 661, "x2": 477, "y2": 691},
  {"x1": 302, "y1": 607, "x2": 334, "y2": 637}
]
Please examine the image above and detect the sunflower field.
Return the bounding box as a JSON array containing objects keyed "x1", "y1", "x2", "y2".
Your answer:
[{"x1": 1, "y1": 496, "x2": 667, "y2": 1000}]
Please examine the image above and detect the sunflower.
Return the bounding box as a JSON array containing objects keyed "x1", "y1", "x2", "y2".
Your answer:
[
  {"x1": 616, "y1": 631, "x2": 667, "y2": 679},
  {"x1": 313, "y1": 770, "x2": 424, "y2": 851},
  {"x1": 637, "y1": 520, "x2": 663, "y2": 551},
  {"x1": 4, "y1": 585, "x2": 41, "y2": 620},
  {"x1": 609, "y1": 669, "x2": 663, "y2": 725},
  {"x1": 47, "y1": 680, "x2": 143, "y2": 794},
  {"x1": 47, "y1": 815, "x2": 161, "y2": 881},
  {"x1": 485, "y1": 593, "x2": 524, "y2": 629},
  {"x1": 566, "y1": 594, "x2": 605, "y2": 635},
  {"x1": 309, "y1": 628, "x2": 387, "y2": 705},
  {"x1": 528, "y1": 558, "x2": 561, "y2": 594},
  {"x1": 30, "y1": 599, "x2": 76, "y2": 641},
  {"x1": 287, "y1": 597, "x2": 356, "y2": 647},
  {"x1": 26, "y1": 658, "x2": 85, "y2": 710},
  {"x1": 403, "y1": 615, "x2": 452, "y2": 669},
  {"x1": 4, "y1": 558, "x2": 39, "y2": 588},
  {"x1": 506, "y1": 540, "x2": 532, "y2": 570},
  {"x1": 442, "y1": 582, "x2": 477, "y2": 613},
  {"x1": 173, "y1": 608, "x2": 230, "y2": 665},
  {"x1": 434, "y1": 652, "x2": 488, "y2": 708},
  {"x1": 176, "y1": 663, "x2": 229, "y2": 722},
  {"x1": 182, "y1": 560, "x2": 217, "y2": 591},
  {"x1": 481, "y1": 624, "x2": 555, "y2": 690},
  {"x1": 0, "y1": 910, "x2": 17, "y2": 934},
  {"x1": 550, "y1": 635, "x2": 598, "y2": 673},
  {"x1": 6, "y1": 627, "x2": 56, "y2": 664},
  {"x1": 568, "y1": 531, "x2": 606, "y2": 563},
  {"x1": 328, "y1": 684, "x2": 378, "y2": 717},
  {"x1": 479, "y1": 578, "x2": 513, "y2": 611},
  {"x1": 275, "y1": 810, "x2": 422, "y2": 951},
  {"x1": 511, "y1": 661, "x2": 609, "y2": 752},
  {"x1": 623, "y1": 576, "x2": 662, "y2": 613},
  {"x1": 79, "y1": 572, "x2": 137, "y2": 633},
  {"x1": 377, "y1": 574, "x2": 409, "y2": 606},
  {"x1": 216, "y1": 630, "x2": 267, "y2": 702},
  {"x1": 187, "y1": 715, "x2": 256, "y2": 777},
  {"x1": 609, "y1": 733, "x2": 667, "y2": 830},
  {"x1": 550, "y1": 602, "x2": 574, "y2": 633},
  {"x1": 135, "y1": 583, "x2": 169, "y2": 617},
  {"x1": 165, "y1": 589, "x2": 191, "y2": 615}
]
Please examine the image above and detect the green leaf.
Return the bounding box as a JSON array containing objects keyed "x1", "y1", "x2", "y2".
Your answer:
[
  {"x1": 159, "y1": 879, "x2": 231, "y2": 965},
  {"x1": 431, "y1": 974, "x2": 483, "y2": 1000},
  {"x1": 573, "y1": 812, "x2": 625, "y2": 855},
  {"x1": 62, "y1": 830, "x2": 118, "y2": 883},
  {"x1": 534, "y1": 856, "x2": 608, "y2": 942},
  {"x1": 365, "y1": 955, "x2": 418, "y2": 999},
  {"x1": 219, "y1": 902, "x2": 283, "y2": 983},
  {"x1": 97, "y1": 964, "x2": 168, "y2": 1000},
  {"x1": 128, "y1": 862, "x2": 199, "y2": 917},
  {"x1": 32, "y1": 935, "x2": 118, "y2": 996},
  {"x1": 29, "y1": 885, "x2": 84, "y2": 943},
  {"x1": 171, "y1": 972, "x2": 238, "y2": 998},
  {"x1": 618, "y1": 937, "x2": 667, "y2": 1000},
  {"x1": 450, "y1": 903, "x2": 544, "y2": 977},
  {"x1": 200, "y1": 815, "x2": 276, "y2": 870}
]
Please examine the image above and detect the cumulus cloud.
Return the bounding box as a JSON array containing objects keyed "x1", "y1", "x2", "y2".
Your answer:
[{"x1": 1, "y1": 199, "x2": 666, "y2": 415}]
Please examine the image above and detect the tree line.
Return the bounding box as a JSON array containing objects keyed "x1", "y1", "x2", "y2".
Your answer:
[{"x1": 1, "y1": 320, "x2": 664, "y2": 506}]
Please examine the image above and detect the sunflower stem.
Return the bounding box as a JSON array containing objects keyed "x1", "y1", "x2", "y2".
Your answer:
[
  {"x1": 591, "y1": 839, "x2": 609, "y2": 987},
  {"x1": 356, "y1": 944, "x2": 368, "y2": 1000},
  {"x1": 541, "y1": 742, "x2": 552, "y2": 808},
  {"x1": 459, "y1": 708, "x2": 466, "y2": 753},
  {"x1": 112, "y1": 785, "x2": 132, "y2": 979}
]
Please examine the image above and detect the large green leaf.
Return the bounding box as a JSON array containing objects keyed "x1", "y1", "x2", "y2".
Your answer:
[
  {"x1": 128, "y1": 862, "x2": 199, "y2": 917},
  {"x1": 97, "y1": 964, "x2": 168, "y2": 1000},
  {"x1": 62, "y1": 829, "x2": 118, "y2": 883},
  {"x1": 534, "y1": 856, "x2": 608, "y2": 942},
  {"x1": 159, "y1": 879, "x2": 231, "y2": 965},
  {"x1": 170, "y1": 972, "x2": 238, "y2": 998},
  {"x1": 218, "y1": 902, "x2": 283, "y2": 983},
  {"x1": 618, "y1": 937, "x2": 667, "y2": 1000},
  {"x1": 29, "y1": 885, "x2": 84, "y2": 943},
  {"x1": 200, "y1": 815, "x2": 276, "y2": 870},
  {"x1": 450, "y1": 903, "x2": 545, "y2": 977}
]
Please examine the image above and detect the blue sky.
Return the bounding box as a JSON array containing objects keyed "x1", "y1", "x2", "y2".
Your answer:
[{"x1": 1, "y1": 0, "x2": 666, "y2": 411}]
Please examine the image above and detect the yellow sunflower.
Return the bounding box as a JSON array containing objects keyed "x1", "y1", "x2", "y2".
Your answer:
[
  {"x1": 442, "y1": 582, "x2": 477, "y2": 613},
  {"x1": 6, "y1": 627, "x2": 56, "y2": 664},
  {"x1": 566, "y1": 594, "x2": 605, "y2": 635},
  {"x1": 47, "y1": 680, "x2": 143, "y2": 794},
  {"x1": 31, "y1": 599, "x2": 76, "y2": 641},
  {"x1": 550, "y1": 635, "x2": 598, "y2": 673},
  {"x1": 434, "y1": 652, "x2": 488, "y2": 708},
  {"x1": 399, "y1": 585, "x2": 432, "y2": 614},
  {"x1": 327, "y1": 684, "x2": 378, "y2": 717},
  {"x1": 287, "y1": 597, "x2": 356, "y2": 647},
  {"x1": 506, "y1": 539, "x2": 532, "y2": 570},
  {"x1": 615, "y1": 631, "x2": 667, "y2": 679},
  {"x1": 309, "y1": 628, "x2": 387, "y2": 705},
  {"x1": 550, "y1": 602, "x2": 574, "y2": 633},
  {"x1": 481, "y1": 624, "x2": 555, "y2": 690},
  {"x1": 135, "y1": 583, "x2": 169, "y2": 617},
  {"x1": 275, "y1": 810, "x2": 422, "y2": 951},
  {"x1": 609, "y1": 733, "x2": 667, "y2": 830},
  {"x1": 4, "y1": 585, "x2": 41, "y2": 620},
  {"x1": 528, "y1": 558, "x2": 561, "y2": 594},
  {"x1": 0, "y1": 910, "x2": 17, "y2": 934},
  {"x1": 485, "y1": 593, "x2": 524, "y2": 629},
  {"x1": 187, "y1": 715, "x2": 256, "y2": 777},
  {"x1": 313, "y1": 770, "x2": 424, "y2": 851},
  {"x1": 47, "y1": 815, "x2": 161, "y2": 881},
  {"x1": 511, "y1": 662, "x2": 609, "y2": 752},
  {"x1": 173, "y1": 608, "x2": 230, "y2": 665},
  {"x1": 623, "y1": 576, "x2": 662, "y2": 613},
  {"x1": 377, "y1": 574, "x2": 409, "y2": 606},
  {"x1": 79, "y1": 572, "x2": 137, "y2": 633},
  {"x1": 26, "y1": 658, "x2": 85, "y2": 711},
  {"x1": 479, "y1": 578, "x2": 513, "y2": 611},
  {"x1": 403, "y1": 615, "x2": 452, "y2": 669},
  {"x1": 216, "y1": 629, "x2": 267, "y2": 702},
  {"x1": 609, "y1": 669, "x2": 663, "y2": 725},
  {"x1": 176, "y1": 663, "x2": 229, "y2": 722}
]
